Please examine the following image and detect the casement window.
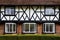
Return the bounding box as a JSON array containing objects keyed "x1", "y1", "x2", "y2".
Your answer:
[
  {"x1": 5, "y1": 7, "x2": 15, "y2": 15},
  {"x1": 5, "y1": 23, "x2": 16, "y2": 33},
  {"x1": 43, "y1": 23, "x2": 55, "y2": 33},
  {"x1": 23, "y1": 23, "x2": 37, "y2": 33},
  {"x1": 45, "y1": 7, "x2": 54, "y2": 15}
]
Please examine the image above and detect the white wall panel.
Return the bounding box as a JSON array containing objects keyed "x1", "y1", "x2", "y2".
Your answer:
[{"x1": 0, "y1": 6, "x2": 59, "y2": 22}]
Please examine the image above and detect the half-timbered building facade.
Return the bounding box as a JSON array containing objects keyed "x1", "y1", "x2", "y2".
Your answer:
[{"x1": 0, "y1": 0, "x2": 60, "y2": 34}]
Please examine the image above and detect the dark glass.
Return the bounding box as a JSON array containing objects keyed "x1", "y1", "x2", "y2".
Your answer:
[
  {"x1": 50, "y1": 24, "x2": 53, "y2": 32},
  {"x1": 6, "y1": 24, "x2": 9, "y2": 32},
  {"x1": 13, "y1": 24, "x2": 16, "y2": 32},
  {"x1": 25, "y1": 24, "x2": 29, "y2": 32},
  {"x1": 46, "y1": 24, "x2": 49, "y2": 32},
  {"x1": 30, "y1": 24, "x2": 34, "y2": 32},
  {"x1": 10, "y1": 24, "x2": 12, "y2": 32}
]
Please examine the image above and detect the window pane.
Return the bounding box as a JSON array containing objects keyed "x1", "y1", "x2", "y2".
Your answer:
[
  {"x1": 6, "y1": 8, "x2": 11, "y2": 14},
  {"x1": 43, "y1": 23, "x2": 55, "y2": 33},
  {"x1": 5, "y1": 7, "x2": 14, "y2": 15},
  {"x1": 45, "y1": 8, "x2": 54, "y2": 15},
  {"x1": 13, "y1": 24, "x2": 16, "y2": 32},
  {"x1": 5, "y1": 23, "x2": 16, "y2": 33},
  {"x1": 50, "y1": 24, "x2": 53, "y2": 32},
  {"x1": 46, "y1": 24, "x2": 49, "y2": 32},
  {"x1": 25, "y1": 24, "x2": 29, "y2": 32},
  {"x1": 43, "y1": 24, "x2": 45, "y2": 32},
  {"x1": 6, "y1": 24, "x2": 9, "y2": 32},
  {"x1": 11, "y1": 9, "x2": 14, "y2": 15},
  {"x1": 30, "y1": 24, "x2": 34, "y2": 32},
  {"x1": 23, "y1": 23, "x2": 36, "y2": 33},
  {"x1": 10, "y1": 24, "x2": 12, "y2": 32},
  {"x1": 6, "y1": 8, "x2": 9, "y2": 14}
]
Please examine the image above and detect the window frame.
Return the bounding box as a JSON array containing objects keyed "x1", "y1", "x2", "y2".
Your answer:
[
  {"x1": 5, "y1": 23, "x2": 16, "y2": 33},
  {"x1": 4, "y1": 7, "x2": 15, "y2": 16},
  {"x1": 43, "y1": 23, "x2": 55, "y2": 33},
  {"x1": 23, "y1": 23, "x2": 37, "y2": 33}
]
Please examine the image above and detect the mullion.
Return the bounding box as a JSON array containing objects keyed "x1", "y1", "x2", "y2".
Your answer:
[
  {"x1": 52, "y1": 24, "x2": 54, "y2": 32},
  {"x1": 12, "y1": 24, "x2": 13, "y2": 33}
]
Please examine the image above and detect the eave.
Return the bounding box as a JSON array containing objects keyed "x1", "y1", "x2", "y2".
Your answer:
[{"x1": 0, "y1": 0, "x2": 60, "y2": 5}]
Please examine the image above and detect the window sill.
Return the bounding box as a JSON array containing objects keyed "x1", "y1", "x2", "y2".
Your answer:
[
  {"x1": 23, "y1": 31, "x2": 36, "y2": 33},
  {"x1": 5, "y1": 32, "x2": 16, "y2": 33},
  {"x1": 43, "y1": 32, "x2": 55, "y2": 34}
]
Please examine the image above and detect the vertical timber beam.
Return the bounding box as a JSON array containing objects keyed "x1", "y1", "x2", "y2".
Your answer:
[
  {"x1": 0, "y1": 7, "x2": 1, "y2": 22},
  {"x1": 59, "y1": 7, "x2": 60, "y2": 22}
]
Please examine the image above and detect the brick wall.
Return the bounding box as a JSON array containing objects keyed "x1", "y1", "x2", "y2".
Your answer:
[
  {"x1": 0, "y1": 23, "x2": 4, "y2": 34},
  {"x1": 17, "y1": 23, "x2": 43, "y2": 34},
  {"x1": 17, "y1": 23, "x2": 22, "y2": 34},
  {"x1": 37, "y1": 23, "x2": 42, "y2": 34},
  {"x1": 0, "y1": 23, "x2": 60, "y2": 34},
  {"x1": 11, "y1": 23, "x2": 60, "y2": 34},
  {"x1": 56, "y1": 24, "x2": 60, "y2": 34}
]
